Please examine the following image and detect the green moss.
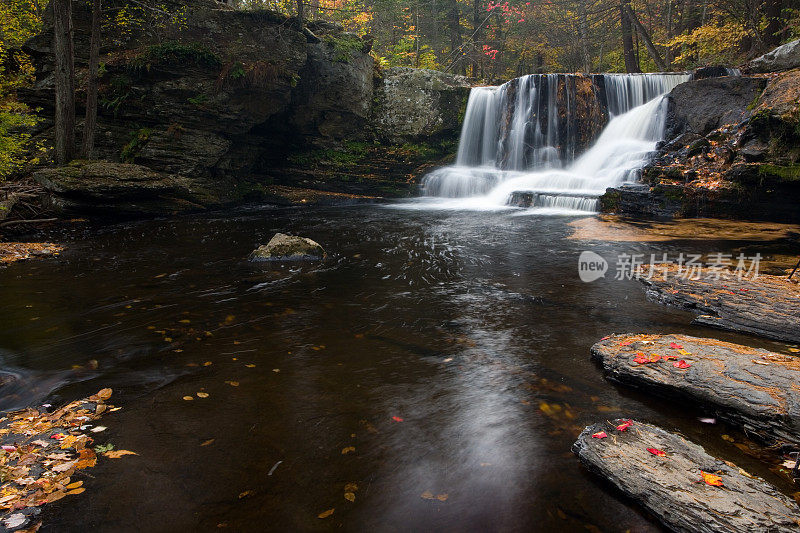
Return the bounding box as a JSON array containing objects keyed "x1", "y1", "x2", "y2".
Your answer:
[
  {"x1": 758, "y1": 164, "x2": 800, "y2": 182},
  {"x1": 187, "y1": 93, "x2": 209, "y2": 107},
  {"x1": 128, "y1": 42, "x2": 221, "y2": 73},
  {"x1": 288, "y1": 141, "x2": 370, "y2": 168},
  {"x1": 323, "y1": 34, "x2": 364, "y2": 63},
  {"x1": 121, "y1": 127, "x2": 152, "y2": 163}
]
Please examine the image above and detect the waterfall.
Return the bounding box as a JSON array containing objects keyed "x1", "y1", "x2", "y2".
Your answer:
[{"x1": 418, "y1": 72, "x2": 691, "y2": 213}]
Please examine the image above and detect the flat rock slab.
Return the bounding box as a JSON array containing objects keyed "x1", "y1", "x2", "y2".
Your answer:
[
  {"x1": 573, "y1": 419, "x2": 800, "y2": 533},
  {"x1": 592, "y1": 333, "x2": 800, "y2": 445},
  {"x1": 639, "y1": 265, "x2": 800, "y2": 343}
]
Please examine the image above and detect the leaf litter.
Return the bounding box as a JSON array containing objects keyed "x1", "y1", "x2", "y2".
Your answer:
[{"x1": 0, "y1": 389, "x2": 135, "y2": 531}]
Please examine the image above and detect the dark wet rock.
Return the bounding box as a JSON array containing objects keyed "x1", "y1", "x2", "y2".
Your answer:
[
  {"x1": 749, "y1": 40, "x2": 800, "y2": 73},
  {"x1": 664, "y1": 76, "x2": 767, "y2": 138},
  {"x1": 591, "y1": 334, "x2": 800, "y2": 444},
  {"x1": 687, "y1": 137, "x2": 711, "y2": 156},
  {"x1": 573, "y1": 419, "x2": 800, "y2": 532},
  {"x1": 664, "y1": 132, "x2": 702, "y2": 152},
  {"x1": 33, "y1": 160, "x2": 215, "y2": 216},
  {"x1": 691, "y1": 66, "x2": 741, "y2": 80},
  {"x1": 638, "y1": 265, "x2": 800, "y2": 343},
  {"x1": 249, "y1": 233, "x2": 325, "y2": 261}
]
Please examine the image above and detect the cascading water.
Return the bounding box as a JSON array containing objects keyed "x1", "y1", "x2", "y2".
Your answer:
[{"x1": 418, "y1": 72, "x2": 691, "y2": 213}]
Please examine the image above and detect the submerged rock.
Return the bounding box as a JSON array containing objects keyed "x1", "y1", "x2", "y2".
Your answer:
[
  {"x1": 573, "y1": 419, "x2": 800, "y2": 533},
  {"x1": 591, "y1": 333, "x2": 800, "y2": 445},
  {"x1": 249, "y1": 233, "x2": 325, "y2": 261},
  {"x1": 749, "y1": 39, "x2": 800, "y2": 73}
]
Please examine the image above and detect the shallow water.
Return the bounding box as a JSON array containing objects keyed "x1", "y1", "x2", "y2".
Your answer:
[{"x1": 0, "y1": 204, "x2": 795, "y2": 532}]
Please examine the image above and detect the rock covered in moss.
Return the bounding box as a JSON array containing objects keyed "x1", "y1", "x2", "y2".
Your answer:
[{"x1": 249, "y1": 233, "x2": 325, "y2": 261}]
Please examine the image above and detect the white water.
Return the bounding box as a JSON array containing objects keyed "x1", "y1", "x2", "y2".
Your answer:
[{"x1": 407, "y1": 73, "x2": 690, "y2": 214}]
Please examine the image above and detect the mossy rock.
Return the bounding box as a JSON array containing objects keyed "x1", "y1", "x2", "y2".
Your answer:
[{"x1": 249, "y1": 233, "x2": 326, "y2": 261}]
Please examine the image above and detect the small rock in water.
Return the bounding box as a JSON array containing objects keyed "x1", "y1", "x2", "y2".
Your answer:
[{"x1": 249, "y1": 233, "x2": 326, "y2": 262}]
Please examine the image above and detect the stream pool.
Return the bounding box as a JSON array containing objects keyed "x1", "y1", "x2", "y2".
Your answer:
[{"x1": 0, "y1": 204, "x2": 795, "y2": 532}]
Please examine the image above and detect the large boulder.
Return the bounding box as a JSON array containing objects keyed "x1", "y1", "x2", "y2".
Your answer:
[
  {"x1": 33, "y1": 160, "x2": 216, "y2": 216},
  {"x1": 591, "y1": 333, "x2": 800, "y2": 445},
  {"x1": 372, "y1": 67, "x2": 471, "y2": 143},
  {"x1": 249, "y1": 233, "x2": 325, "y2": 261},
  {"x1": 573, "y1": 419, "x2": 800, "y2": 533},
  {"x1": 749, "y1": 39, "x2": 800, "y2": 73},
  {"x1": 664, "y1": 76, "x2": 768, "y2": 138}
]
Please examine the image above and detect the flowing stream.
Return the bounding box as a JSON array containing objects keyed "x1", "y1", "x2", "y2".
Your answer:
[
  {"x1": 0, "y1": 207, "x2": 795, "y2": 531},
  {"x1": 416, "y1": 73, "x2": 690, "y2": 213}
]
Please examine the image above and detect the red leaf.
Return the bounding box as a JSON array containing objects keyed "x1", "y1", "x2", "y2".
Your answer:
[
  {"x1": 669, "y1": 342, "x2": 683, "y2": 349},
  {"x1": 673, "y1": 360, "x2": 691, "y2": 369},
  {"x1": 391, "y1": 416, "x2": 404, "y2": 422},
  {"x1": 600, "y1": 336, "x2": 610, "y2": 341},
  {"x1": 633, "y1": 355, "x2": 649, "y2": 364},
  {"x1": 649, "y1": 354, "x2": 661, "y2": 363},
  {"x1": 592, "y1": 431, "x2": 607, "y2": 439},
  {"x1": 663, "y1": 354, "x2": 678, "y2": 361},
  {"x1": 647, "y1": 448, "x2": 666, "y2": 457},
  {"x1": 619, "y1": 341, "x2": 632, "y2": 346},
  {"x1": 616, "y1": 420, "x2": 633, "y2": 432}
]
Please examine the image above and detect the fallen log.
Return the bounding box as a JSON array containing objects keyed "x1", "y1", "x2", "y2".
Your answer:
[
  {"x1": 573, "y1": 419, "x2": 800, "y2": 533},
  {"x1": 591, "y1": 333, "x2": 800, "y2": 445}
]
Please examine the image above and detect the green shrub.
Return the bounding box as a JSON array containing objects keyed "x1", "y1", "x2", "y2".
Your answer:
[
  {"x1": 121, "y1": 127, "x2": 152, "y2": 162},
  {"x1": 0, "y1": 106, "x2": 39, "y2": 181}
]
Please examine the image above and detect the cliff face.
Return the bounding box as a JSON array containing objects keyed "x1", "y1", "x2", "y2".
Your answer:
[
  {"x1": 600, "y1": 66, "x2": 800, "y2": 223},
  {"x1": 21, "y1": 1, "x2": 471, "y2": 215}
]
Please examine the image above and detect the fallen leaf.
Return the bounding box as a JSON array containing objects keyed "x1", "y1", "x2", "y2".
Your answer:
[
  {"x1": 392, "y1": 416, "x2": 404, "y2": 422},
  {"x1": 203, "y1": 361, "x2": 212, "y2": 367},
  {"x1": 420, "y1": 491, "x2": 434, "y2": 500},
  {"x1": 272, "y1": 368, "x2": 280, "y2": 373},
  {"x1": 788, "y1": 347, "x2": 799, "y2": 353},
  {"x1": 245, "y1": 364, "x2": 256, "y2": 368},
  {"x1": 97, "y1": 388, "x2": 112, "y2": 400},
  {"x1": 649, "y1": 354, "x2": 661, "y2": 363},
  {"x1": 344, "y1": 483, "x2": 358, "y2": 492},
  {"x1": 3, "y1": 514, "x2": 26, "y2": 529},
  {"x1": 200, "y1": 439, "x2": 215, "y2": 447},
  {"x1": 183, "y1": 396, "x2": 194, "y2": 401},
  {"x1": 436, "y1": 494, "x2": 448, "y2": 501},
  {"x1": 721, "y1": 434, "x2": 734, "y2": 442},
  {"x1": 669, "y1": 342, "x2": 683, "y2": 349},
  {"x1": 700, "y1": 471, "x2": 724, "y2": 486},
  {"x1": 66, "y1": 487, "x2": 85, "y2": 495},
  {"x1": 673, "y1": 360, "x2": 691, "y2": 369},
  {"x1": 678, "y1": 349, "x2": 692, "y2": 356},
  {"x1": 647, "y1": 448, "x2": 666, "y2": 457},
  {"x1": 239, "y1": 490, "x2": 253, "y2": 499},
  {"x1": 90, "y1": 426, "x2": 107, "y2": 433},
  {"x1": 196, "y1": 392, "x2": 209, "y2": 398},
  {"x1": 341, "y1": 447, "x2": 356, "y2": 455},
  {"x1": 619, "y1": 341, "x2": 632, "y2": 346},
  {"x1": 225, "y1": 381, "x2": 239, "y2": 387},
  {"x1": 752, "y1": 359, "x2": 770, "y2": 366},
  {"x1": 698, "y1": 417, "x2": 716, "y2": 424},
  {"x1": 103, "y1": 450, "x2": 137, "y2": 459},
  {"x1": 591, "y1": 431, "x2": 607, "y2": 439},
  {"x1": 65, "y1": 481, "x2": 83, "y2": 490},
  {"x1": 616, "y1": 420, "x2": 633, "y2": 432},
  {"x1": 344, "y1": 492, "x2": 355, "y2": 502},
  {"x1": 318, "y1": 509, "x2": 334, "y2": 519},
  {"x1": 782, "y1": 459, "x2": 798, "y2": 469}
]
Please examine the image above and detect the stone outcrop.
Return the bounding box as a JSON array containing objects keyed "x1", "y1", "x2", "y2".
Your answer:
[
  {"x1": 637, "y1": 264, "x2": 800, "y2": 343},
  {"x1": 573, "y1": 419, "x2": 800, "y2": 533},
  {"x1": 591, "y1": 334, "x2": 800, "y2": 444},
  {"x1": 601, "y1": 69, "x2": 800, "y2": 222},
  {"x1": 749, "y1": 39, "x2": 800, "y2": 73},
  {"x1": 249, "y1": 233, "x2": 325, "y2": 261},
  {"x1": 20, "y1": 1, "x2": 471, "y2": 216}
]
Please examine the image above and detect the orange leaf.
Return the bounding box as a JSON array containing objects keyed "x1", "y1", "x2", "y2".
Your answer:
[
  {"x1": 633, "y1": 355, "x2": 649, "y2": 364},
  {"x1": 647, "y1": 448, "x2": 666, "y2": 457},
  {"x1": 317, "y1": 508, "x2": 335, "y2": 519},
  {"x1": 700, "y1": 471, "x2": 724, "y2": 486},
  {"x1": 648, "y1": 354, "x2": 661, "y2": 363},
  {"x1": 103, "y1": 450, "x2": 137, "y2": 459},
  {"x1": 591, "y1": 431, "x2": 607, "y2": 439},
  {"x1": 619, "y1": 341, "x2": 632, "y2": 346}
]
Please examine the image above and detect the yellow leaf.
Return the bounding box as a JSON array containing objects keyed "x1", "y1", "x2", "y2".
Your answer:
[
  {"x1": 225, "y1": 381, "x2": 239, "y2": 387},
  {"x1": 344, "y1": 492, "x2": 355, "y2": 502},
  {"x1": 179, "y1": 319, "x2": 191, "y2": 324},
  {"x1": 200, "y1": 439, "x2": 215, "y2": 447},
  {"x1": 789, "y1": 347, "x2": 799, "y2": 353},
  {"x1": 341, "y1": 446, "x2": 356, "y2": 455},
  {"x1": 196, "y1": 392, "x2": 209, "y2": 398},
  {"x1": 65, "y1": 481, "x2": 83, "y2": 490},
  {"x1": 245, "y1": 364, "x2": 256, "y2": 368},
  {"x1": 700, "y1": 471, "x2": 723, "y2": 486},
  {"x1": 203, "y1": 361, "x2": 212, "y2": 367},
  {"x1": 239, "y1": 490, "x2": 253, "y2": 499},
  {"x1": 420, "y1": 491, "x2": 434, "y2": 500},
  {"x1": 436, "y1": 494, "x2": 448, "y2": 501},
  {"x1": 104, "y1": 450, "x2": 137, "y2": 459},
  {"x1": 317, "y1": 508, "x2": 334, "y2": 519},
  {"x1": 66, "y1": 487, "x2": 86, "y2": 495},
  {"x1": 183, "y1": 396, "x2": 194, "y2": 401},
  {"x1": 344, "y1": 483, "x2": 358, "y2": 492},
  {"x1": 97, "y1": 388, "x2": 112, "y2": 400}
]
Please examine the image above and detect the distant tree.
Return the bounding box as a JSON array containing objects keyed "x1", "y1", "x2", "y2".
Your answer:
[{"x1": 53, "y1": 0, "x2": 75, "y2": 164}]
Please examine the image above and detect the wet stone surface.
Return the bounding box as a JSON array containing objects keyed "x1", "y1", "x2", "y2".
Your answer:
[
  {"x1": 591, "y1": 334, "x2": 800, "y2": 445},
  {"x1": 573, "y1": 419, "x2": 800, "y2": 533}
]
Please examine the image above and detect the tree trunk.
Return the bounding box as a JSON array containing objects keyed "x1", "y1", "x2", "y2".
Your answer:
[
  {"x1": 471, "y1": 0, "x2": 481, "y2": 77},
  {"x1": 81, "y1": 0, "x2": 101, "y2": 159},
  {"x1": 296, "y1": 0, "x2": 304, "y2": 24},
  {"x1": 763, "y1": 0, "x2": 784, "y2": 48},
  {"x1": 446, "y1": 0, "x2": 464, "y2": 74},
  {"x1": 53, "y1": 0, "x2": 75, "y2": 164},
  {"x1": 620, "y1": 0, "x2": 640, "y2": 73},
  {"x1": 623, "y1": 3, "x2": 668, "y2": 71}
]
